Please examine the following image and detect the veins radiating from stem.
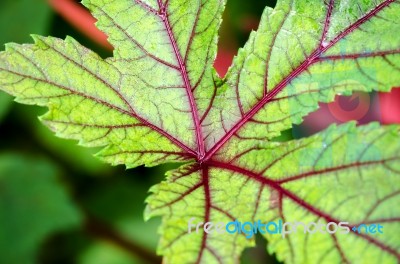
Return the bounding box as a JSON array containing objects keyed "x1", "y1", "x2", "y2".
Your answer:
[
  {"x1": 201, "y1": 0, "x2": 395, "y2": 162},
  {"x1": 156, "y1": 0, "x2": 206, "y2": 160},
  {"x1": 320, "y1": 0, "x2": 335, "y2": 48},
  {"x1": 207, "y1": 161, "x2": 400, "y2": 260}
]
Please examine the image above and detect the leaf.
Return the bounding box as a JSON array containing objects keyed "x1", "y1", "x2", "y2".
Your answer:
[
  {"x1": 0, "y1": 36, "x2": 194, "y2": 168},
  {"x1": 0, "y1": 153, "x2": 82, "y2": 263},
  {"x1": 202, "y1": 0, "x2": 400, "y2": 160},
  {"x1": 0, "y1": 0, "x2": 400, "y2": 263},
  {"x1": 147, "y1": 122, "x2": 400, "y2": 263},
  {"x1": 0, "y1": 0, "x2": 226, "y2": 168}
]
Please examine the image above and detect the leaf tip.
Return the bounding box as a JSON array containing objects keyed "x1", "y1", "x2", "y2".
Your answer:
[
  {"x1": 64, "y1": 35, "x2": 77, "y2": 43},
  {"x1": 30, "y1": 35, "x2": 51, "y2": 49},
  {"x1": 143, "y1": 205, "x2": 153, "y2": 222},
  {"x1": 30, "y1": 34, "x2": 43, "y2": 43},
  {"x1": 4, "y1": 43, "x2": 17, "y2": 52}
]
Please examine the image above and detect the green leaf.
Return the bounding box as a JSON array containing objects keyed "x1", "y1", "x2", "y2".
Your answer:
[
  {"x1": 0, "y1": 154, "x2": 82, "y2": 263},
  {"x1": 0, "y1": 0, "x2": 226, "y2": 167},
  {"x1": 0, "y1": 35, "x2": 196, "y2": 168},
  {"x1": 147, "y1": 122, "x2": 400, "y2": 263},
  {"x1": 0, "y1": 0, "x2": 400, "y2": 263},
  {"x1": 203, "y1": 0, "x2": 400, "y2": 160},
  {"x1": 83, "y1": 0, "x2": 224, "y2": 118}
]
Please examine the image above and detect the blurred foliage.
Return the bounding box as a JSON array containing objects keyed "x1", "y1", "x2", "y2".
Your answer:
[
  {"x1": 0, "y1": 93, "x2": 12, "y2": 122},
  {"x1": 0, "y1": 0, "x2": 52, "y2": 43},
  {"x1": 0, "y1": 0, "x2": 52, "y2": 123},
  {"x1": 0, "y1": 154, "x2": 82, "y2": 264},
  {"x1": 0, "y1": 0, "x2": 281, "y2": 263}
]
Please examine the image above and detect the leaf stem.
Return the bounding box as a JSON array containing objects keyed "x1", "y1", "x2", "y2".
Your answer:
[{"x1": 84, "y1": 211, "x2": 162, "y2": 264}]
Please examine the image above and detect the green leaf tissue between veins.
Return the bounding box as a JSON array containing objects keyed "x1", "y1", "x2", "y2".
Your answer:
[{"x1": 0, "y1": 0, "x2": 400, "y2": 263}]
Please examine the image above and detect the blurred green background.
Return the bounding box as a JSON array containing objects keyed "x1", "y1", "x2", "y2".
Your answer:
[{"x1": 0, "y1": 0, "x2": 282, "y2": 263}]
